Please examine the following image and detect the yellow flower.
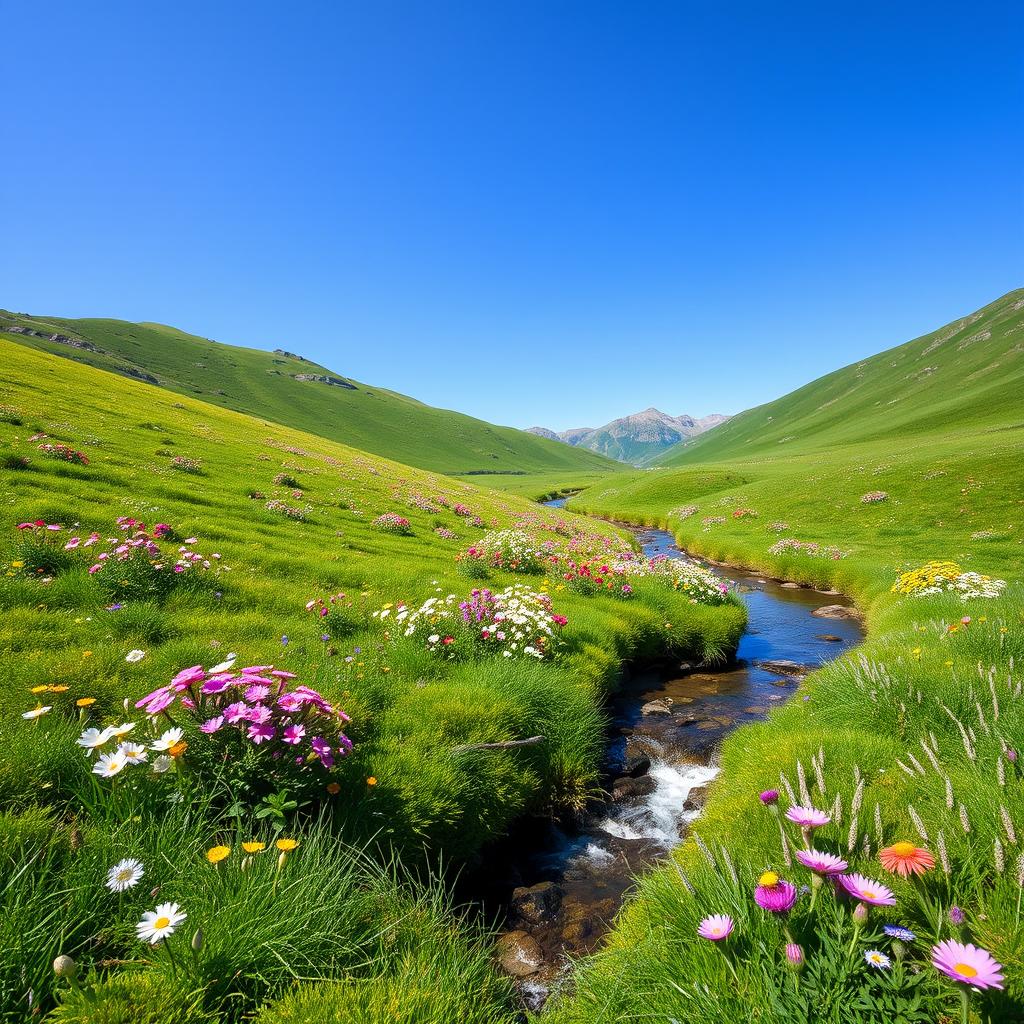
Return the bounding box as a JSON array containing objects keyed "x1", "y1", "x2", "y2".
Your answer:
[
  {"x1": 944, "y1": 660, "x2": 953, "y2": 667},
  {"x1": 30, "y1": 685, "x2": 49, "y2": 694},
  {"x1": 76, "y1": 697, "x2": 96, "y2": 707},
  {"x1": 242, "y1": 841, "x2": 265, "y2": 853},
  {"x1": 366, "y1": 776, "x2": 378, "y2": 787},
  {"x1": 275, "y1": 838, "x2": 299, "y2": 852},
  {"x1": 49, "y1": 685, "x2": 69, "y2": 693},
  {"x1": 206, "y1": 845, "x2": 231, "y2": 864},
  {"x1": 758, "y1": 871, "x2": 779, "y2": 887},
  {"x1": 82, "y1": 651, "x2": 93, "y2": 658}
]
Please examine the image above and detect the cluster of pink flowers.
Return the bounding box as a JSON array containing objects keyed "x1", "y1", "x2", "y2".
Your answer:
[
  {"x1": 372, "y1": 513, "x2": 412, "y2": 535},
  {"x1": 453, "y1": 503, "x2": 473, "y2": 517},
  {"x1": 16, "y1": 519, "x2": 63, "y2": 535},
  {"x1": 434, "y1": 526, "x2": 457, "y2": 539},
  {"x1": 38, "y1": 442, "x2": 89, "y2": 465},
  {"x1": 861, "y1": 491, "x2": 889, "y2": 504},
  {"x1": 69, "y1": 522, "x2": 221, "y2": 577},
  {"x1": 768, "y1": 538, "x2": 848, "y2": 560},
  {"x1": 136, "y1": 659, "x2": 352, "y2": 769},
  {"x1": 304, "y1": 592, "x2": 349, "y2": 617},
  {"x1": 732, "y1": 508, "x2": 757, "y2": 519},
  {"x1": 265, "y1": 499, "x2": 307, "y2": 520},
  {"x1": 407, "y1": 494, "x2": 437, "y2": 513},
  {"x1": 170, "y1": 455, "x2": 202, "y2": 473}
]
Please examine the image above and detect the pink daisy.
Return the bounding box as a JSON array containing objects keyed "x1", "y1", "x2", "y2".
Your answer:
[
  {"x1": 170, "y1": 665, "x2": 206, "y2": 688},
  {"x1": 200, "y1": 716, "x2": 224, "y2": 734},
  {"x1": 224, "y1": 701, "x2": 250, "y2": 724},
  {"x1": 838, "y1": 873, "x2": 897, "y2": 906},
  {"x1": 200, "y1": 674, "x2": 236, "y2": 694},
  {"x1": 247, "y1": 722, "x2": 276, "y2": 744},
  {"x1": 246, "y1": 704, "x2": 272, "y2": 725},
  {"x1": 931, "y1": 940, "x2": 1004, "y2": 990},
  {"x1": 282, "y1": 723, "x2": 306, "y2": 745},
  {"x1": 795, "y1": 849, "x2": 848, "y2": 875},
  {"x1": 696, "y1": 914, "x2": 734, "y2": 941},
  {"x1": 785, "y1": 806, "x2": 831, "y2": 829},
  {"x1": 244, "y1": 683, "x2": 271, "y2": 703},
  {"x1": 754, "y1": 872, "x2": 797, "y2": 913}
]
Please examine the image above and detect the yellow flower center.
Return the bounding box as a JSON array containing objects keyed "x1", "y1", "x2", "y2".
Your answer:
[
  {"x1": 758, "y1": 871, "x2": 779, "y2": 887},
  {"x1": 890, "y1": 842, "x2": 916, "y2": 856},
  {"x1": 955, "y1": 963, "x2": 978, "y2": 979},
  {"x1": 863, "y1": 890, "x2": 877, "y2": 899},
  {"x1": 154, "y1": 916, "x2": 170, "y2": 930},
  {"x1": 117, "y1": 869, "x2": 132, "y2": 880}
]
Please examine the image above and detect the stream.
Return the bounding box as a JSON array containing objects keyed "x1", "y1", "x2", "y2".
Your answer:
[{"x1": 472, "y1": 499, "x2": 864, "y2": 1008}]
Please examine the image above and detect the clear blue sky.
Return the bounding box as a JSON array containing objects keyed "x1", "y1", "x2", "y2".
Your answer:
[{"x1": 4, "y1": 2, "x2": 1022, "y2": 431}]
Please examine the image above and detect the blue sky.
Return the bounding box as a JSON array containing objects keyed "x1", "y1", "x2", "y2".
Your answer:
[{"x1": 4, "y1": 2, "x2": 1022, "y2": 430}]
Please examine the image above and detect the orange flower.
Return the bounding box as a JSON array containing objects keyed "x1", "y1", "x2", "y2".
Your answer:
[
  {"x1": 326, "y1": 782, "x2": 341, "y2": 795},
  {"x1": 366, "y1": 776, "x2": 377, "y2": 787},
  {"x1": 168, "y1": 740, "x2": 188, "y2": 758},
  {"x1": 879, "y1": 841, "x2": 935, "y2": 877}
]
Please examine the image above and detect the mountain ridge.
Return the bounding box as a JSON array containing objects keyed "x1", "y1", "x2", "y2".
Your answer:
[{"x1": 527, "y1": 408, "x2": 730, "y2": 465}]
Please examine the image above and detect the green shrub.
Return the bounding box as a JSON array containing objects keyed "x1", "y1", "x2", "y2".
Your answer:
[{"x1": 47, "y1": 970, "x2": 216, "y2": 1024}]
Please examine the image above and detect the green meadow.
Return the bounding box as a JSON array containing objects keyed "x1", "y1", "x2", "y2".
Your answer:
[
  {"x1": 0, "y1": 338, "x2": 741, "y2": 1021},
  {"x1": 551, "y1": 291, "x2": 1024, "y2": 1022}
]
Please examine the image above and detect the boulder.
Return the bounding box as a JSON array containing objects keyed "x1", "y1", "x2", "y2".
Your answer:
[
  {"x1": 756, "y1": 658, "x2": 813, "y2": 676},
  {"x1": 780, "y1": 582, "x2": 802, "y2": 589},
  {"x1": 510, "y1": 881, "x2": 562, "y2": 925},
  {"x1": 641, "y1": 698, "x2": 673, "y2": 716},
  {"x1": 624, "y1": 752, "x2": 651, "y2": 777},
  {"x1": 683, "y1": 785, "x2": 708, "y2": 812},
  {"x1": 812, "y1": 604, "x2": 862, "y2": 621},
  {"x1": 496, "y1": 930, "x2": 545, "y2": 976},
  {"x1": 612, "y1": 775, "x2": 656, "y2": 801},
  {"x1": 816, "y1": 634, "x2": 843, "y2": 643}
]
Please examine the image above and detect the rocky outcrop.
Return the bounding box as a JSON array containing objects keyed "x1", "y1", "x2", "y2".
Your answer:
[
  {"x1": 118, "y1": 366, "x2": 159, "y2": 385},
  {"x1": 5, "y1": 325, "x2": 103, "y2": 352},
  {"x1": 293, "y1": 373, "x2": 357, "y2": 390},
  {"x1": 812, "y1": 604, "x2": 863, "y2": 621},
  {"x1": 273, "y1": 348, "x2": 307, "y2": 361},
  {"x1": 496, "y1": 931, "x2": 545, "y2": 976},
  {"x1": 510, "y1": 881, "x2": 562, "y2": 925}
]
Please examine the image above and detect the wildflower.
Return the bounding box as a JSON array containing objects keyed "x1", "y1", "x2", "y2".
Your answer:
[
  {"x1": 206, "y1": 845, "x2": 231, "y2": 865},
  {"x1": 168, "y1": 740, "x2": 187, "y2": 758},
  {"x1": 282, "y1": 723, "x2": 306, "y2": 745},
  {"x1": 785, "y1": 943, "x2": 804, "y2": 968},
  {"x1": 93, "y1": 752, "x2": 128, "y2": 778},
  {"x1": 31, "y1": 685, "x2": 49, "y2": 694},
  {"x1": 838, "y1": 873, "x2": 896, "y2": 906},
  {"x1": 125, "y1": 649, "x2": 146, "y2": 663},
  {"x1": 754, "y1": 872, "x2": 797, "y2": 913},
  {"x1": 109, "y1": 722, "x2": 136, "y2": 738},
  {"x1": 199, "y1": 715, "x2": 224, "y2": 734},
  {"x1": 879, "y1": 841, "x2": 935, "y2": 877},
  {"x1": 759, "y1": 789, "x2": 780, "y2": 805},
  {"x1": 77, "y1": 726, "x2": 114, "y2": 752},
  {"x1": 76, "y1": 697, "x2": 96, "y2": 708},
  {"x1": 22, "y1": 705, "x2": 52, "y2": 720},
  {"x1": 247, "y1": 722, "x2": 276, "y2": 744},
  {"x1": 136, "y1": 902, "x2": 186, "y2": 944},
  {"x1": 106, "y1": 858, "x2": 144, "y2": 892},
  {"x1": 151, "y1": 727, "x2": 184, "y2": 751},
  {"x1": 151, "y1": 754, "x2": 172, "y2": 773},
  {"x1": 52, "y1": 954, "x2": 78, "y2": 980},
  {"x1": 242, "y1": 841, "x2": 265, "y2": 853},
  {"x1": 326, "y1": 781, "x2": 341, "y2": 794},
  {"x1": 795, "y1": 849, "x2": 848, "y2": 875},
  {"x1": 785, "y1": 806, "x2": 831, "y2": 829},
  {"x1": 367, "y1": 776, "x2": 378, "y2": 786},
  {"x1": 224, "y1": 701, "x2": 250, "y2": 724},
  {"x1": 117, "y1": 741, "x2": 148, "y2": 764},
  {"x1": 949, "y1": 906, "x2": 965, "y2": 926},
  {"x1": 697, "y1": 914, "x2": 734, "y2": 941},
  {"x1": 209, "y1": 655, "x2": 237, "y2": 673},
  {"x1": 865, "y1": 950, "x2": 891, "y2": 969},
  {"x1": 931, "y1": 940, "x2": 1004, "y2": 990},
  {"x1": 884, "y1": 925, "x2": 916, "y2": 941},
  {"x1": 276, "y1": 838, "x2": 299, "y2": 852}
]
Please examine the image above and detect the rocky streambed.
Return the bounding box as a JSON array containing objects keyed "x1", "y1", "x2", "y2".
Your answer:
[{"x1": 466, "y1": 507, "x2": 864, "y2": 1010}]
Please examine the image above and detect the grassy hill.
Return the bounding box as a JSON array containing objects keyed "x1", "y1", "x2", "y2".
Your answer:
[
  {"x1": 0, "y1": 337, "x2": 741, "y2": 1021},
  {"x1": 553, "y1": 290, "x2": 1024, "y2": 1023},
  {"x1": 658, "y1": 287, "x2": 1024, "y2": 465},
  {"x1": 0, "y1": 309, "x2": 619, "y2": 481}
]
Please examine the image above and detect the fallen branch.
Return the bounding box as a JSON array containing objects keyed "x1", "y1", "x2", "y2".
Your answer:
[{"x1": 452, "y1": 735, "x2": 545, "y2": 754}]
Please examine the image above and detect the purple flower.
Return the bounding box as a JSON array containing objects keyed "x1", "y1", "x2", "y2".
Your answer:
[
  {"x1": 247, "y1": 704, "x2": 272, "y2": 725},
  {"x1": 759, "y1": 789, "x2": 779, "y2": 805},
  {"x1": 281, "y1": 635, "x2": 289, "y2": 646},
  {"x1": 277, "y1": 693, "x2": 304, "y2": 713},
  {"x1": 697, "y1": 914, "x2": 734, "y2": 941},
  {"x1": 754, "y1": 872, "x2": 797, "y2": 913},
  {"x1": 795, "y1": 849, "x2": 848, "y2": 875},
  {"x1": 949, "y1": 906, "x2": 965, "y2": 926},
  {"x1": 311, "y1": 736, "x2": 334, "y2": 768},
  {"x1": 244, "y1": 683, "x2": 271, "y2": 703},
  {"x1": 838, "y1": 873, "x2": 897, "y2": 907},
  {"x1": 247, "y1": 722, "x2": 276, "y2": 744},
  {"x1": 785, "y1": 943, "x2": 803, "y2": 967},
  {"x1": 200, "y1": 715, "x2": 224, "y2": 734},
  {"x1": 200, "y1": 674, "x2": 235, "y2": 694},
  {"x1": 224, "y1": 701, "x2": 250, "y2": 724},
  {"x1": 785, "y1": 806, "x2": 831, "y2": 829},
  {"x1": 282, "y1": 724, "x2": 306, "y2": 745},
  {"x1": 884, "y1": 925, "x2": 916, "y2": 942}
]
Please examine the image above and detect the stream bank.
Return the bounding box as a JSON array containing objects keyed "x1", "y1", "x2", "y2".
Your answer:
[{"x1": 468, "y1": 502, "x2": 864, "y2": 1009}]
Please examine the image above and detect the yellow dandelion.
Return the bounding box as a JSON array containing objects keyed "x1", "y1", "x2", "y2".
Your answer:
[
  {"x1": 366, "y1": 776, "x2": 378, "y2": 787},
  {"x1": 206, "y1": 845, "x2": 231, "y2": 864},
  {"x1": 241, "y1": 841, "x2": 265, "y2": 853},
  {"x1": 76, "y1": 697, "x2": 97, "y2": 707},
  {"x1": 275, "y1": 838, "x2": 299, "y2": 852},
  {"x1": 30, "y1": 685, "x2": 49, "y2": 694}
]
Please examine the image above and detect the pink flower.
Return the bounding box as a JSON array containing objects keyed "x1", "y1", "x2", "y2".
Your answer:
[
  {"x1": 696, "y1": 914, "x2": 734, "y2": 941},
  {"x1": 277, "y1": 692, "x2": 304, "y2": 713},
  {"x1": 224, "y1": 701, "x2": 250, "y2": 724},
  {"x1": 64, "y1": 537, "x2": 80, "y2": 550},
  {"x1": 838, "y1": 873, "x2": 897, "y2": 906},
  {"x1": 88, "y1": 564, "x2": 103, "y2": 574},
  {"x1": 931, "y1": 939, "x2": 1004, "y2": 990},
  {"x1": 241, "y1": 664, "x2": 273, "y2": 673},
  {"x1": 795, "y1": 849, "x2": 848, "y2": 875},
  {"x1": 200, "y1": 674, "x2": 235, "y2": 694},
  {"x1": 311, "y1": 736, "x2": 334, "y2": 768},
  {"x1": 170, "y1": 665, "x2": 206, "y2": 688},
  {"x1": 200, "y1": 716, "x2": 224, "y2": 734},
  {"x1": 282, "y1": 724, "x2": 306, "y2": 745},
  {"x1": 785, "y1": 806, "x2": 831, "y2": 829},
  {"x1": 247, "y1": 722, "x2": 276, "y2": 744},
  {"x1": 754, "y1": 872, "x2": 797, "y2": 913},
  {"x1": 135, "y1": 686, "x2": 175, "y2": 715},
  {"x1": 244, "y1": 683, "x2": 271, "y2": 703},
  {"x1": 246, "y1": 704, "x2": 272, "y2": 725}
]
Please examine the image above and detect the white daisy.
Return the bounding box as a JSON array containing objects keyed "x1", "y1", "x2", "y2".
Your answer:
[
  {"x1": 22, "y1": 706, "x2": 52, "y2": 720},
  {"x1": 93, "y1": 752, "x2": 128, "y2": 778},
  {"x1": 150, "y1": 727, "x2": 184, "y2": 751},
  {"x1": 209, "y1": 654, "x2": 237, "y2": 673},
  {"x1": 109, "y1": 722, "x2": 137, "y2": 738},
  {"x1": 106, "y1": 857, "x2": 144, "y2": 892},
  {"x1": 77, "y1": 726, "x2": 115, "y2": 753},
  {"x1": 151, "y1": 754, "x2": 173, "y2": 774},
  {"x1": 864, "y1": 949, "x2": 891, "y2": 969},
  {"x1": 125, "y1": 649, "x2": 146, "y2": 663},
  {"x1": 136, "y1": 902, "x2": 186, "y2": 944},
  {"x1": 117, "y1": 741, "x2": 148, "y2": 764}
]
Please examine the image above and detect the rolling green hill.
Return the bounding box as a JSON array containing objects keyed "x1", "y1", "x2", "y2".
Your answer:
[
  {"x1": 0, "y1": 309, "x2": 619, "y2": 480},
  {"x1": 658, "y1": 287, "x2": 1024, "y2": 465}
]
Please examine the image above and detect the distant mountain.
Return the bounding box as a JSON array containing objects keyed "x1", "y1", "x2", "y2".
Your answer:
[{"x1": 527, "y1": 408, "x2": 730, "y2": 465}]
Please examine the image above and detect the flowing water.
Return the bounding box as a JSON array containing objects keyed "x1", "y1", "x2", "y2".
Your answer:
[{"x1": 471, "y1": 499, "x2": 863, "y2": 1006}]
